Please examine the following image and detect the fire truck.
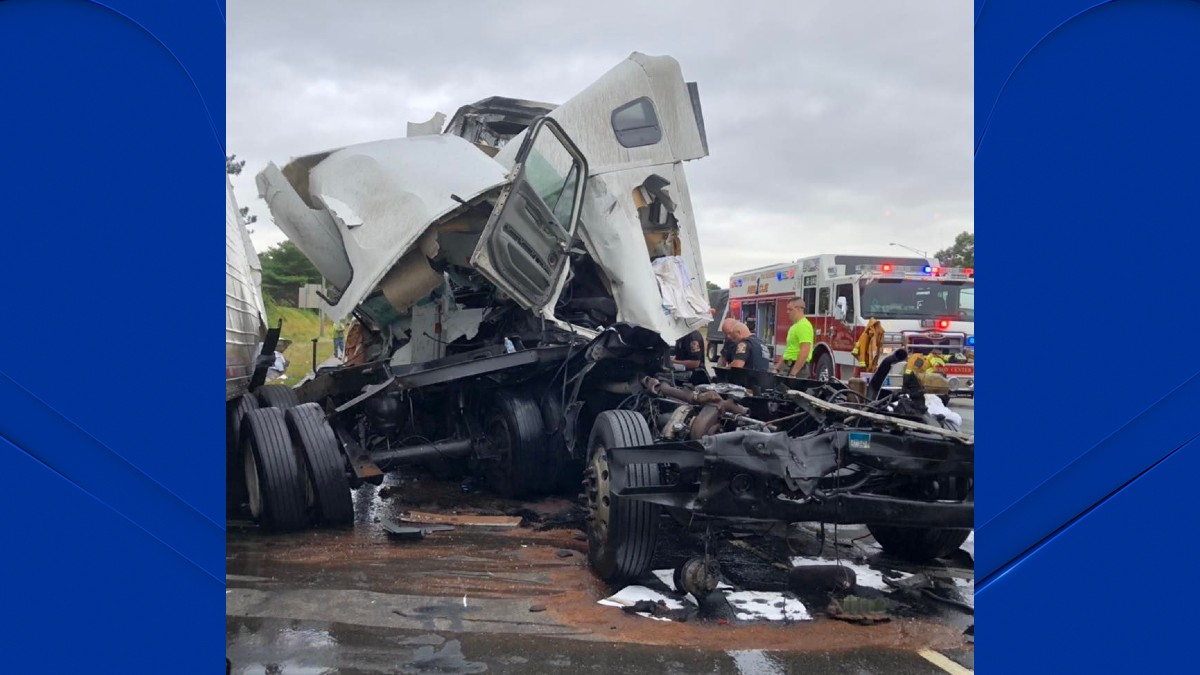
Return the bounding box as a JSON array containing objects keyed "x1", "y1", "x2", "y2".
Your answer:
[{"x1": 726, "y1": 254, "x2": 975, "y2": 397}]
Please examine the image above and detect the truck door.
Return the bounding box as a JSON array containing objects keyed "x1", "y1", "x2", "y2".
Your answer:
[{"x1": 470, "y1": 117, "x2": 589, "y2": 311}]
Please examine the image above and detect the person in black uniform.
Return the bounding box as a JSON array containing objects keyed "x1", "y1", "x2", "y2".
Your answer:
[
  {"x1": 672, "y1": 329, "x2": 709, "y2": 384},
  {"x1": 673, "y1": 330, "x2": 705, "y2": 369},
  {"x1": 716, "y1": 318, "x2": 738, "y2": 367},
  {"x1": 729, "y1": 322, "x2": 771, "y2": 371}
]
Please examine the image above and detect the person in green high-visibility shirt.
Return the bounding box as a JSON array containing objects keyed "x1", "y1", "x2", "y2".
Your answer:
[
  {"x1": 779, "y1": 298, "x2": 814, "y2": 378},
  {"x1": 333, "y1": 321, "x2": 346, "y2": 359}
]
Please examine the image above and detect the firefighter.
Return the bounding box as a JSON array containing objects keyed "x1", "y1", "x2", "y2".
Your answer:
[
  {"x1": 927, "y1": 348, "x2": 947, "y2": 371},
  {"x1": 778, "y1": 298, "x2": 814, "y2": 378},
  {"x1": 729, "y1": 322, "x2": 772, "y2": 371}
]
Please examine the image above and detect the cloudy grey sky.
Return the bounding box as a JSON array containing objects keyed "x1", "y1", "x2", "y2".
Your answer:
[{"x1": 227, "y1": 1, "x2": 972, "y2": 285}]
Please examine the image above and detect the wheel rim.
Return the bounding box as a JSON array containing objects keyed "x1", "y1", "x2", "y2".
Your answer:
[
  {"x1": 585, "y1": 444, "x2": 613, "y2": 547},
  {"x1": 485, "y1": 415, "x2": 514, "y2": 484},
  {"x1": 243, "y1": 445, "x2": 263, "y2": 519}
]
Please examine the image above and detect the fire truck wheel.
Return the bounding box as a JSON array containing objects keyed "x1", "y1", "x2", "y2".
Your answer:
[
  {"x1": 240, "y1": 408, "x2": 310, "y2": 533},
  {"x1": 584, "y1": 410, "x2": 660, "y2": 584},
  {"x1": 256, "y1": 384, "x2": 300, "y2": 410},
  {"x1": 285, "y1": 403, "x2": 353, "y2": 527},
  {"x1": 814, "y1": 351, "x2": 835, "y2": 381},
  {"x1": 866, "y1": 525, "x2": 971, "y2": 562},
  {"x1": 482, "y1": 390, "x2": 547, "y2": 499}
]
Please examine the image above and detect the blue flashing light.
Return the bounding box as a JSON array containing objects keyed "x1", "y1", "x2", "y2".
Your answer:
[
  {"x1": 966, "y1": 336, "x2": 975, "y2": 347},
  {"x1": 922, "y1": 265, "x2": 932, "y2": 274}
]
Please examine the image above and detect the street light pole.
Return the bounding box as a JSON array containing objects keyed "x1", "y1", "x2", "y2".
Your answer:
[{"x1": 889, "y1": 242, "x2": 930, "y2": 259}]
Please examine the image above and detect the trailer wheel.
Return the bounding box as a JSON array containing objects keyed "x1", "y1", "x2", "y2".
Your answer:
[
  {"x1": 584, "y1": 410, "x2": 660, "y2": 584},
  {"x1": 227, "y1": 394, "x2": 261, "y2": 516},
  {"x1": 240, "y1": 408, "x2": 309, "y2": 533},
  {"x1": 482, "y1": 390, "x2": 547, "y2": 499},
  {"x1": 866, "y1": 525, "x2": 971, "y2": 562},
  {"x1": 285, "y1": 403, "x2": 353, "y2": 527},
  {"x1": 256, "y1": 384, "x2": 299, "y2": 410},
  {"x1": 228, "y1": 394, "x2": 260, "y2": 452},
  {"x1": 815, "y1": 351, "x2": 835, "y2": 382}
]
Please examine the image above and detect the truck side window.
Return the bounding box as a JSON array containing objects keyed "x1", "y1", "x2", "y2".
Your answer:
[
  {"x1": 611, "y1": 97, "x2": 662, "y2": 148},
  {"x1": 818, "y1": 288, "x2": 830, "y2": 315},
  {"x1": 836, "y1": 283, "x2": 853, "y2": 320},
  {"x1": 803, "y1": 287, "x2": 816, "y2": 315}
]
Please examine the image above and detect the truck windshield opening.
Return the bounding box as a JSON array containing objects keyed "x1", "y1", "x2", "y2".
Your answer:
[{"x1": 860, "y1": 279, "x2": 974, "y2": 320}]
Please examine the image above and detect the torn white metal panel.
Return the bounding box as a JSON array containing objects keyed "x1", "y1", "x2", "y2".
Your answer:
[
  {"x1": 494, "y1": 53, "x2": 707, "y2": 173},
  {"x1": 226, "y1": 176, "x2": 268, "y2": 400},
  {"x1": 574, "y1": 166, "x2": 710, "y2": 344},
  {"x1": 407, "y1": 112, "x2": 446, "y2": 138},
  {"x1": 256, "y1": 163, "x2": 353, "y2": 290},
  {"x1": 257, "y1": 134, "x2": 510, "y2": 322}
]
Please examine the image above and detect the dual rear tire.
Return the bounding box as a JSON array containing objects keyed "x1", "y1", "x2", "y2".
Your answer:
[{"x1": 233, "y1": 394, "x2": 352, "y2": 532}]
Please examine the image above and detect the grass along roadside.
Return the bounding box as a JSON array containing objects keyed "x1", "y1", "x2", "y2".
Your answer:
[{"x1": 265, "y1": 296, "x2": 337, "y2": 382}]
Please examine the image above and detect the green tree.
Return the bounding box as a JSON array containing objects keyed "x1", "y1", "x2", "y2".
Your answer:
[
  {"x1": 226, "y1": 153, "x2": 257, "y2": 225},
  {"x1": 935, "y1": 231, "x2": 974, "y2": 267},
  {"x1": 259, "y1": 240, "x2": 321, "y2": 305},
  {"x1": 706, "y1": 280, "x2": 720, "y2": 293}
]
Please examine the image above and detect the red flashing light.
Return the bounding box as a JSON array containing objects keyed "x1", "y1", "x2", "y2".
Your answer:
[
  {"x1": 937, "y1": 319, "x2": 951, "y2": 330},
  {"x1": 932, "y1": 267, "x2": 942, "y2": 276},
  {"x1": 964, "y1": 268, "x2": 974, "y2": 276},
  {"x1": 881, "y1": 263, "x2": 894, "y2": 273}
]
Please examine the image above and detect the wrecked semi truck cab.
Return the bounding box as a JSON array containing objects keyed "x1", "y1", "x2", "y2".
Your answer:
[{"x1": 230, "y1": 53, "x2": 715, "y2": 531}]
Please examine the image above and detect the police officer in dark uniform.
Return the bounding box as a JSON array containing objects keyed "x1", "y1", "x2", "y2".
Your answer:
[
  {"x1": 672, "y1": 329, "x2": 709, "y2": 384},
  {"x1": 729, "y1": 323, "x2": 771, "y2": 371}
]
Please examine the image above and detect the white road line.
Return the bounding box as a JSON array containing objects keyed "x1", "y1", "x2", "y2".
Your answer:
[{"x1": 918, "y1": 649, "x2": 973, "y2": 675}]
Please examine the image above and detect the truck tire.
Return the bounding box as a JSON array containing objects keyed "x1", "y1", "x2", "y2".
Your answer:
[
  {"x1": 228, "y1": 394, "x2": 259, "y2": 453},
  {"x1": 227, "y1": 394, "x2": 260, "y2": 516},
  {"x1": 285, "y1": 403, "x2": 353, "y2": 527},
  {"x1": 585, "y1": 410, "x2": 660, "y2": 584},
  {"x1": 537, "y1": 387, "x2": 581, "y2": 493},
  {"x1": 866, "y1": 525, "x2": 971, "y2": 562},
  {"x1": 815, "y1": 351, "x2": 835, "y2": 382},
  {"x1": 482, "y1": 390, "x2": 547, "y2": 499},
  {"x1": 240, "y1": 408, "x2": 309, "y2": 533},
  {"x1": 256, "y1": 384, "x2": 299, "y2": 410}
]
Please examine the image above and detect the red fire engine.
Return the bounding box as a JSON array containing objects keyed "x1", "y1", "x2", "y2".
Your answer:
[{"x1": 725, "y1": 254, "x2": 975, "y2": 396}]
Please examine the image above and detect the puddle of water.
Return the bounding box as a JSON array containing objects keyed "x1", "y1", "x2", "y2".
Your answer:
[{"x1": 728, "y1": 649, "x2": 789, "y2": 675}]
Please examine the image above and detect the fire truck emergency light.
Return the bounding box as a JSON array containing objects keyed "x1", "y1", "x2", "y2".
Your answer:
[
  {"x1": 881, "y1": 263, "x2": 893, "y2": 272},
  {"x1": 937, "y1": 319, "x2": 951, "y2": 330},
  {"x1": 922, "y1": 265, "x2": 932, "y2": 274}
]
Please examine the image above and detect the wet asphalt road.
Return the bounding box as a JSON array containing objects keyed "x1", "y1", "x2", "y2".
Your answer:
[
  {"x1": 227, "y1": 617, "x2": 969, "y2": 674},
  {"x1": 228, "y1": 398, "x2": 975, "y2": 674},
  {"x1": 952, "y1": 398, "x2": 974, "y2": 435}
]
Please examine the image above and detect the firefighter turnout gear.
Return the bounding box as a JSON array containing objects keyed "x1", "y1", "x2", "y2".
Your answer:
[{"x1": 851, "y1": 318, "x2": 885, "y2": 371}]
